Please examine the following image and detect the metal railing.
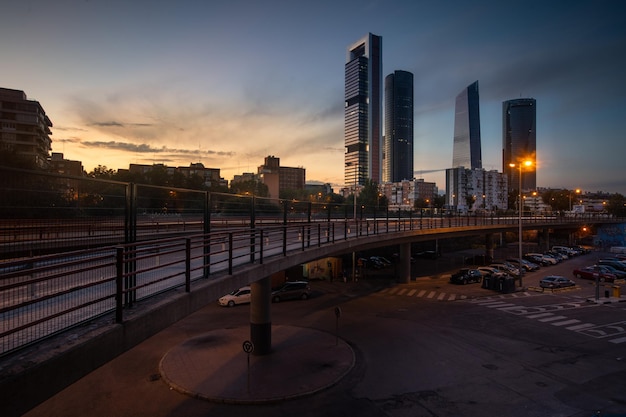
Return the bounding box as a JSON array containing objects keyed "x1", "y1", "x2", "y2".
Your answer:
[{"x1": 1, "y1": 166, "x2": 622, "y2": 356}]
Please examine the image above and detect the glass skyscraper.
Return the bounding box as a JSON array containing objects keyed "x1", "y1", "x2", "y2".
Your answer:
[
  {"x1": 345, "y1": 33, "x2": 382, "y2": 186},
  {"x1": 383, "y1": 70, "x2": 414, "y2": 183},
  {"x1": 452, "y1": 81, "x2": 482, "y2": 170},
  {"x1": 503, "y1": 98, "x2": 536, "y2": 192}
]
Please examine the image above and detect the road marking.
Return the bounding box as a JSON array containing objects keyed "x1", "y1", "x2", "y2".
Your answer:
[
  {"x1": 478, "y1": 301, "x2": 510, "y2": 306},
  {"x1": 407, "y1": 289, "x2": 417, "y2": 296},
  {"x1": 538, "y1": 315, "x2": 568, "y2": 323},
  {"x1": 567, "y1": 323, "x2": 596, "y2": 331},
  {"x1": 526, "y1": 312, "x2": 554, "y2": 319},
  {"x1": 437, "y1": 292, "x2": 446, "y2": 300},
  {"x1": 387, "y1": 288, "x2": 399, "y2": 295},
  {"x1": 397, "y1": 288, "x2": 408, "y2": 295},
  {"x1": 486, "y1": 302, "x2": 516, "y2": 308},
  {"x1": 551, "y1": 319, "x2": 581, "y2": 327},
  {"x1": 427, "y1": 291, "x2": 436, "y2": 299},
  {"x1": 448, "y1": 294, "x2": 457, "y2": 301},
  {"x1": 417, "y1": 290, "x2": 427, "y2": 297},
  {"x1": 609, "y1": 336, "x2": 626, "y2": 344}
]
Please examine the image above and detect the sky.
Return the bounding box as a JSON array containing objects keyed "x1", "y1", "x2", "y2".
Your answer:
[{"x1": 2, "y1": 0, "x2": 625, "y2": 194}]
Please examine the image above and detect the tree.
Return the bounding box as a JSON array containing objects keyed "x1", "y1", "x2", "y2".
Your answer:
[{"x1": 357, "y1": 179, "x2": 387, "y2": 209}]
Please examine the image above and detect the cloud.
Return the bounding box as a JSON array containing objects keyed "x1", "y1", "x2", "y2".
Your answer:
[{"x1": 81, "y1": 140, "x2": 236, "y2": 157}]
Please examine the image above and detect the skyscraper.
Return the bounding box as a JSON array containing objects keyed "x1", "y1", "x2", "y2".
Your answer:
[
  {"x1": 383, "y1": 70, "x2": 414, "y2": 183},
  {"x1": 345, "y1": 33, "x2": 382, "y2": 186},
  {"x1": 502, "y1": 98, "x2": 536, "y2": 192},
  {"x1": 452, "y1": 81, "x2": 482, "y2": 170}
]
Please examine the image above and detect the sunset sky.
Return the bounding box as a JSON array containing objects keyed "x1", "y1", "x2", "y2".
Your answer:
[{"x1": 2, "y1": 0, "x2": 625, "y2": 193}]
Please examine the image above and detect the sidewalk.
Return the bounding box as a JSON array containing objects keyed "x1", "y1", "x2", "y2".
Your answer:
[{"x1": 160, "y1": 325, "x2": 355, "y2": 404}]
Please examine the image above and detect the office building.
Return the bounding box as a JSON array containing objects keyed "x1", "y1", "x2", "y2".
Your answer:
[
  {"x1": 452, "y1": 81, "x2": 482, "y2": 169},
  {"x1": 446, "y1": 167, "x2": 508, "y2": 214},
  {"x1": 381, "y1": 179, "x2": 437, "y2": 211},
  {"x1": 0, "y1": 87, "x2": 52, "y2": 169},
  {"x1": 345, "y1": 33, "x2": 383, "y2": 186},
  {"x1": 383, "y1": 70, "x2": 414, "y2": 183},
  {"x1": 257, "y1": 156, "x2": 305, "y2": 201},
  {"x1": 503, "y1": 98, "x2": 536, "y2": 192}
]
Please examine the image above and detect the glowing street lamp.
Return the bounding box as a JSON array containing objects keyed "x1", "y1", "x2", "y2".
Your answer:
[
  {"x1": 569, "y1": 188, "x2": 581, "y2": 212},
  {"x1": 509, "y1": 159, "x2": 533, "y2": 287}
]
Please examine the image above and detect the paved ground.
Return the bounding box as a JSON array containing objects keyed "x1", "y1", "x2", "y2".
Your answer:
[{"x1": 159, "y1": 325, "x2": 354, "y2": 403}]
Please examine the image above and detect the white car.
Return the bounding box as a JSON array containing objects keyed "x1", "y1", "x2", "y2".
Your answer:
[
  {"x1": 527, "y1": 253, "x2": 558, "y2": 265},
  {"x1": 218, "y1": 286, "x2": 251, "y2": 307}
]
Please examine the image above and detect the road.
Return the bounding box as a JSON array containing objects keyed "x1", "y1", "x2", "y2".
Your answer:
[{"x1": 23, "y1": 250, "x2": 626, "y2": 417}]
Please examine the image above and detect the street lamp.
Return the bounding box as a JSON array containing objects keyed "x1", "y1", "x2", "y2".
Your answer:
[
  {"x1": 509, "y1": 160, "x2": 532, "y2": 287},
  {"x1": 345, "y1": 162, "x2": 358, "y2": 281},
  {"x1": 569, "y1": 188, "x2": 581, "y2": 212}
]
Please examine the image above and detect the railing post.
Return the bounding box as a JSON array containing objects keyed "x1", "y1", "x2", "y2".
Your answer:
[
  {"x1": 204, "y1": 192, "x2": 211, "y2": 278},
  {"x1": 228, "y1": 232, "x2": 233, "y2": 275},
  {"x1": 185, "y1": 238, "x2": 191, "y2": 292},
  {"x1": 301, "y1": 225, "x2": 306, "y2": 251},
  {"x1": 115, "y1": 246, "x2": 124, "y2": 324},
  {"x1": 250, "y1": 196, "x2": 256, "y2": 263},
  {"x1": 260, "y1": 229, "x2": 264, "y2": 264},
  {"x1": 283, "y1": 225, "x2": 287, "y2": 256},
  {"x1": 318, "y1": 223, "x2": 321, "y2": 247}
]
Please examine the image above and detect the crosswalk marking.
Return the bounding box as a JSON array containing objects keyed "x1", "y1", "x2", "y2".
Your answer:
[
  {"x1": 551, "y1": 319, "x2": 581, "y2": 327},
  {"x1": 566, "y1": 323, "x2": 596, "y2": 331},
  {"x1": 538, "y1": 315, "x2": 568, "y2": 323},
  {"x1": 397, "y1": 288, "x2": 408, "y2": 295},
  {"x1": 485, "y1": 303, "x2": 516, "y2": 308},
  {"x1": 526, "y1": 312, "x2": 554, "y2": 319},
  {"x1": 417, "y1": 290, "x2": 427, "y2": 297},
  {"x1": 407, "y1": 289, "x2": 417, "y2": 296},
  {"x1": 609, "y1": 336, "x2": 626, "y2": 344},
  {"x1": 427, "y1": 291, "x2": 436, "y2": 299},
  {"x1": 448, "y1": 294, "x2": 457, "y2": 301},
  {"x1": 437, "y1": 292, "x2": 446, "y2": 300}
]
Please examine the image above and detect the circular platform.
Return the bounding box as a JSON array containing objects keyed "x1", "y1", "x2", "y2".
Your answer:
[{"x1": 159, "y1": 325, "x2": 355, "y2": 404}]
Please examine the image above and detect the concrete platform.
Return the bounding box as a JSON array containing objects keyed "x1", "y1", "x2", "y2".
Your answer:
[{"x1": 159, "y1": 325, "x2": 355, "y2": 404}]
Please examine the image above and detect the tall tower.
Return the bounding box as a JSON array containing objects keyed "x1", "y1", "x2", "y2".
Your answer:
[
  {"x1": 503, "y1": 98, "x2": 536, "y2": 192},
  {"x1": 345, "y1": 33, "x2": 382, "y2": 186},
  {"x1": 452, "y1": 81, "x2": 482, "y2": 169},
  {"x1": 383, "y1": 70, "x2": 414, "y2": 183}
]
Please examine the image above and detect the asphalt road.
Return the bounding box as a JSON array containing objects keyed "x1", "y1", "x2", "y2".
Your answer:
[{"x1": 24, "y1": 249, "x2": 626, "y2": 417}]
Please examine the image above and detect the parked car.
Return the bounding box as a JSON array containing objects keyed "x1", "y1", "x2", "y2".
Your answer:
[
  {"x1": 598, "y1": 259, "x2": 626, "y2": 272},
  {"x1": 477, "y1": 266, "x2": 508, "y2": 279},
  {"x1": 507, "y1": 258, "x2": 540, "y2": 271},
  {"x1": 450, "y1": 268, "x2": 482, "y2": 285},
  {"x1": 572, "y1": 266, "x2": 617, "y2": 282},
  {"x1": 525, "y1": 253, "x2": 557, "y2": 266},
  {"x1": 594, "y1": 264, "x2": 626, "y2": 279},
  {"x1": 218, "y1": 286, "x2": 251, "y2": 307},
  {"x1": 553, "y1": 246, "x2": 578, "y2": 257},
  {"x1": 545, "y1": 250, "x2": 567, "y2": 261},
  {"x1": 490, "y1": 262, "x2": 520, "y2": 278},
  {"x1": 271, "y1": 281, "x2": 311, "y2": 302},
  {"x1": 540, "y1": 276, "x2": 576, "y2": 289}
]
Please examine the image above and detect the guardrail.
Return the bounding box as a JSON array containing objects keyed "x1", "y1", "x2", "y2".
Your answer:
[{"x1": 3, "y1": 212, "x2": 622, "y2": 357}]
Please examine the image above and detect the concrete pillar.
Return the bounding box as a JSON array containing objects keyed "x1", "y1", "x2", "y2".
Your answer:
[
  {"x1": 398, "y1": 243, "x2": 411, "y2": 284},
  {"x1": 250, "y1": 277, "x2": 272, "y2": 355},
  {"x1": 543, "y1": 228, "x2": 550, "y2": 251},
  {"x1": 485, "y1": 234, "x2": 494, "y2": 261}
]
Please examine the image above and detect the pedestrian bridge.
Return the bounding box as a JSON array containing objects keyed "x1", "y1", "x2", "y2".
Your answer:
[{"x1": 0, "y1": 214, "x2": 622, "y2": 415}]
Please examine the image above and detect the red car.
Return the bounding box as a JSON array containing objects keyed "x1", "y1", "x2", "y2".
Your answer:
[{"x1": 572, "y1": 266, "x2": 617, "y2": 282}]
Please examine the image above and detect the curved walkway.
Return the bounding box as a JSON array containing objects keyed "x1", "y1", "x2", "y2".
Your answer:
[{"x1": 159, "y1": 325, "x2": 355, "y2": 404}]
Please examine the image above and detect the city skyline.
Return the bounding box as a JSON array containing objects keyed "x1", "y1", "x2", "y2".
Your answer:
[
  {"x1": 452, "y1": 81, "x2": 482, "y2": 170},
  {"x1": 1, "y1": 0, "x2": 625, "y2": 194}
]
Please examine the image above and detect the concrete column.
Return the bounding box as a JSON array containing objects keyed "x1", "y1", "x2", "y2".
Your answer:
[
  {"x1": 543, "y1": 228, "x2": 550, "y2": 251},
  {"x1": 398, "y1": 243, "x2": 411, "y2": 284},
  {"x1": 485, "y1": 233, "x2": 494, "y2": 261},
  {"x1": 250, "y1": 277, "x2": 272, "y2": 355}
]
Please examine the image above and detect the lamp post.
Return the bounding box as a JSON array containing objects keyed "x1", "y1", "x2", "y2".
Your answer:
[
  {"x1": 346, "y1": 162, "x2": 357, "y2": 281},
  {"x1": 510, "y1": 160, "x2": 532, "y2": 287},
  {"x1": 569, "y1": 188, "x2": 581, "y2": 212}
]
